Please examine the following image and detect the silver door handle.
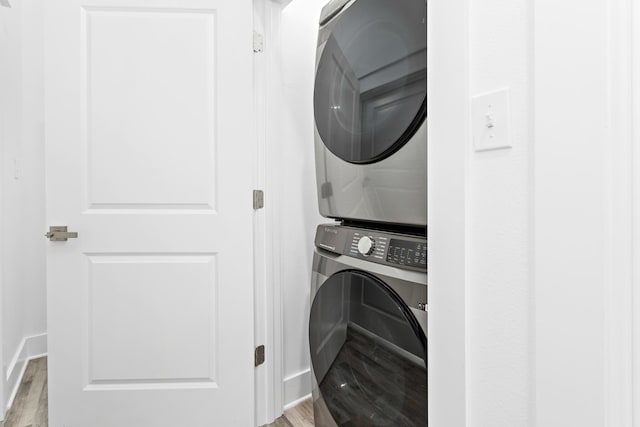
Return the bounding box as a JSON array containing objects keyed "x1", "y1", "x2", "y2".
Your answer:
[{"x1": 45, "y1": 226, "x2": 78, "y2": 241}]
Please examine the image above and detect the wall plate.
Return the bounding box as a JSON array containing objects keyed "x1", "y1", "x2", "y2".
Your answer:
[{"x1": 471, "y1": 88, "x2": 512, "y2": 152}]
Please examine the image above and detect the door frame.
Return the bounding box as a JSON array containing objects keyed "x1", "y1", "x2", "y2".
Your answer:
[
  {"x1": 534, "y1": 0, "x2": 635, "y2": 425},
  {"x1": 428, "y1": 0, "x2": 469, "y2": 425},
  {"x1": 609, "y1": 0, "x2": 638, "y2": 424},
  {"x1": 605, "y1": 0, "x2": 634, "y2": 421},
  {"x1": 600, "y1": 0, "x2": 635, "y2": 425},
  {"x1": 607, "y1": 1, "x2": 640, "y2": 424},
  {"x1": 253, "y1": 0, "x2": 289, "y2": 425},
  {"x1": 633, "y1": 2, "x2": 640, "y2": 425},
  {"x1": 0, "y1": 62, "x2": 4, "y2": 421}
]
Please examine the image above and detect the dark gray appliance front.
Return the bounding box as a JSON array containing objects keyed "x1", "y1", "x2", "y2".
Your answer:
[
  {"x1": 309, "y1": 224, "x2": 427, "y2": 426},
  {"x1": 313, "y1": 0, "x2": 427, "y2": 227}
]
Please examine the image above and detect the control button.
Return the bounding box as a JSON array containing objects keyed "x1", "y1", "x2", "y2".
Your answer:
[{"x1": 357, "y1": 236, "x2": 375, "y2": 256}]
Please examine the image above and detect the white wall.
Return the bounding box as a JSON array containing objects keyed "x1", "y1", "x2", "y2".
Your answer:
[
  {"x1": 534, "y1": 1, "x2": 608, "y2": 425},
  {"x1": 467, "y1": 0, "x2": 532, "y2": 425},
  {"x1": 0, "y1": 0, "x2": 47, "y2": 417},
  {"x1": 279, "y1": 0, "x2": 327, "y2": 407},
  {"x1": 430, "y1": 0, "x2": 534, "y2": 422},
  {"x1": 434, "y1": 0, "x2": 623, "y2": 426}
]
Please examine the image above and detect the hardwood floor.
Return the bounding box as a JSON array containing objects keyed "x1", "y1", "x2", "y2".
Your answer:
[
  {"x1": 2, "y1": 356, "x2": 312, "y2": 427},
  {"x1": 0, "y1": 357, "x2": 48, "y2": 427},
  {"x1": 263, "y1": 399, "x2": 314, "y2": 427}
]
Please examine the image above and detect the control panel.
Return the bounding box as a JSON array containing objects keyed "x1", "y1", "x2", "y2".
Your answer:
[
  {"x1": 315, "y1": 224, "x2": 426, "y2": 272},
  {"x1": 387, "y1": 239, "x2": 427, "y2": 268}
]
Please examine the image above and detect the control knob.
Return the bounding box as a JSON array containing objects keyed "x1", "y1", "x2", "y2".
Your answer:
[{"x1": 357, "y1": 236, "x2": 375, "y2": 256}]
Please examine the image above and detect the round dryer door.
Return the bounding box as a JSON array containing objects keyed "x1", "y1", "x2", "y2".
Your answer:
[
  {"x1": 314, "y1": 0, "x2": 427, "y2": 164},
  {"x1": 309, "y1": 270, "x2": 427, "y2": 427}
]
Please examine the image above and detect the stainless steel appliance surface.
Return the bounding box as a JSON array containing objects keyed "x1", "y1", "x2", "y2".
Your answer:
[
  {"x1": 310, "y1": 224, "x2": 427, "y2": 427},
  {"x1": 314, "y1": 0, "x2": 427, "y2": 228}
]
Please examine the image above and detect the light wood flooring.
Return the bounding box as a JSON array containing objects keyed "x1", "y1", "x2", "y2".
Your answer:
[
  {"x1": 2, "y1": 356, "x2": 313, "y2": 427},
  {"x1": 0, "y1": 357, "x2": 48, "y2": 427},
  {"x1": 262, "y1": 399, "x2": 314, "y2": 427}
]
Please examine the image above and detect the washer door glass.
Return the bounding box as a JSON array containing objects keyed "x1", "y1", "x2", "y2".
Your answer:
[
  {"x1": 314, "y1": 0, "x2": 427, "y2": 164},
  {"x1": 309, "y1": 270, "x2": 427, "y2": 427}
]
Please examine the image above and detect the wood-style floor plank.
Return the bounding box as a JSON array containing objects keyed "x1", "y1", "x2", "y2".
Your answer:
[
  {"x1": 267, "y1": 416, "x2": 294, "y2": 427},
  {"x1": 3, "y1": 363, "x2": 35, "y2": 427},
  {"x1": 2, "y1": 357, "x2": 48, "y2": 427},
  {"x1": 32, "y1": 373, "x2": 48, "y2": 427},
  {"x1": 263, "y1": 399, "x2": 314, "y2": 427},
  {"x1": 283, "y1": 399, "x2": 314, "y2": 427},
  {"x1": 21, "y1": 358, "x2": 47, "y2": 427}
]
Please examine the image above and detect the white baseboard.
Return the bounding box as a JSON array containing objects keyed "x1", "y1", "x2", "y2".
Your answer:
[
  {"x1": 284, "y1": 393, "x2": 312, "y2": 411},
  {"x1": 283, "y1": 368, "x2": 311, "y2": 409},
  {"x1": 5, "y1": 333, "x2": 48, "y2": 415}
]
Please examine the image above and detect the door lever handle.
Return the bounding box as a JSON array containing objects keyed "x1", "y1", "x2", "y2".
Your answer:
[{"x1": 45, "y1": 226, "x2": 78, "y2": 241}]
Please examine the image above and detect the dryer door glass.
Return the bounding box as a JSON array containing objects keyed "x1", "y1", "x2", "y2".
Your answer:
[
  {"x1": 309, "y1": 270, "x2": 427, "y2": 426},
  {"x1": 314, "y1": 0, "x2": 427, "y2": 164}
]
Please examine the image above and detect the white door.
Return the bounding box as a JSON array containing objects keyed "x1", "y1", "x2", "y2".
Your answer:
[{"x1": 44, "y1": 1, "x2": 255, "y2": 426}]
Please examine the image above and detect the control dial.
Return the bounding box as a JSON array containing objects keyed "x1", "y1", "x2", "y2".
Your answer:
[{"x1": 357, "y1": 236, "x2": 375, "y2": 256}]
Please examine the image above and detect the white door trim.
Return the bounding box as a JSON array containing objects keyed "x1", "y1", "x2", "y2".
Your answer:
[
  {"x1": 254, "y1": 0, "x2": 286, "y2": 424},
  {"x1": 630, "y1": 0, "x2": 640, "y2": 425},
  {"x1": 428, "y1": 0, "x2": 469, "y2": 425},
  {"x1": 605, "y1": 0, "x2": 634, "y2": 425},
  {"x1": 0, "y1": 63, "x2": 4, "y2": 421},
  {"x1": 534, "y1": 0, "x2": 615, "y2": 425}
]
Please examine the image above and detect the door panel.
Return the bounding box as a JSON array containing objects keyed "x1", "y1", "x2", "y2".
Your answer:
[
  {"x1": 86, "y1": 254, "x2": 217, "y2": 385},
  {"x1": 45, "y1": 1, "x2": 254, "y2": 426},
  {"x1": 84, "y1": 7, "x2": 217, "y2": 210}
]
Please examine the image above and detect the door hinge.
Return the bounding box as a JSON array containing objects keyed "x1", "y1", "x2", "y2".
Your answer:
[
  {"x1": 253, "y1": 190, "x2": 264, "y2": 210},
  {"x1": 253, "y1": 31, "x2": 264, "y2": 53},
  {"x1": 255, "y1": 345, "x2": 265, "y2": 367}
]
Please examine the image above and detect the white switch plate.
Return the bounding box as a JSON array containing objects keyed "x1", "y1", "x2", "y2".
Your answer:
[{"x1": 471, "y1": 88, "x2": 512, "y2": 152}]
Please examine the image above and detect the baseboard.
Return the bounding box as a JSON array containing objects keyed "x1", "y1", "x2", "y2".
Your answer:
[
  {"x1": 284, "y1": 393, "x2": 312, "y2": 411},
  {"x1": 4, "y1": 333, "x2": 47, "y2": 415},
  {"x1": 283, "y1": 368, "x2": 311, "y2": 409}
]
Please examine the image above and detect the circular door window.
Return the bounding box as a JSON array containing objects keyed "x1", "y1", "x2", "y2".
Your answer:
[
  {"x1": 309, "y1": 270, "x2": 427, "y2": 426},
  {"x1": 314, "y1": 0, "x2": 427, "y2": 164}
]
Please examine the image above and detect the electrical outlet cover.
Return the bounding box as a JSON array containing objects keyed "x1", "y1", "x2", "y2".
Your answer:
[{"x1": 471, "y1": 88, "x2": 512, "y2": 152}]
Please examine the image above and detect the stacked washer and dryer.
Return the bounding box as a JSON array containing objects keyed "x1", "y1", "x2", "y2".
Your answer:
[{"x1": 308, "y1": 0, "x2": 427, "y2": 426}]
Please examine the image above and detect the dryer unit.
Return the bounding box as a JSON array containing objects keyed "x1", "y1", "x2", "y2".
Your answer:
[
  {"x1": 310, "y1": 224, "x2": 427, "y2": 427},
  {"x1": 314, "y1": 0, "x2": 427, "y2": 229}
]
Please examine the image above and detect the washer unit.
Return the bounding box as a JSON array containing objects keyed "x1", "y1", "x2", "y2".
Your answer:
[
  {"x1": 314, "y1": 0, "x2": 427, "y2": 228},
  {"x1": 310, "y1": 224, "x2": 427, "y2": 427}
]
